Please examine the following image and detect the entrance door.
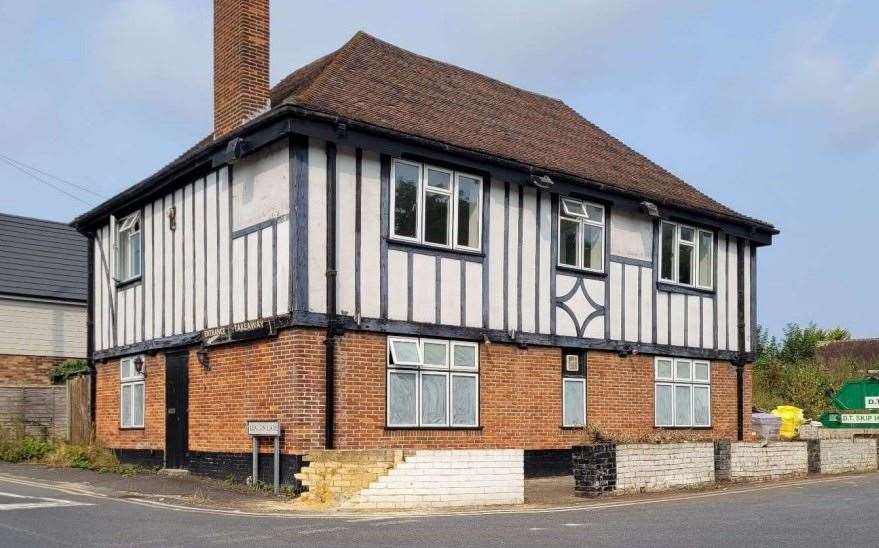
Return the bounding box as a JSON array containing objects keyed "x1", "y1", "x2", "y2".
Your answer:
[{"x1": 164, "y1": 352, "x2": 189, "y2": 469}]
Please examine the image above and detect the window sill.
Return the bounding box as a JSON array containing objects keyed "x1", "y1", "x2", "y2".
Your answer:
[
  {"x1": 653, "y1": 426, "x2": 713, "y2": 430},
  {"x1": 119, "y1": 426, "x2": 145, "y2": 431},
  {"x1": 555, "y1": 265, "x2": 607, "y2": 279},
  {"x1": 384, "y1": 426, "x2": 483, "y2": 432},
  {"x1": 116, "y1": 276, "x2": 142, "y2": 290},
  {"x1": 656, "y1": 281, "x2": 714, "y2": 297},
  {"x1": 386, "y1": 239, "x2": 484, "y2": 260},
  {"x1": 560, "y1": 425, "x2": 587, "y2": 430}
]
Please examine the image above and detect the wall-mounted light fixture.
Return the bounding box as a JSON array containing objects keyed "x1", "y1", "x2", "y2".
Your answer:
[
  {"x1": 196, "y1": 347, "x2": 210, "y2": 370},
  {"x1": 617, "y1": 344, "x2": 638, "y2": 358},
  {"x1": 133, "y1": 356, "x2": 146, "y2": 376},
  {"x1": 168, "y1": 206, "x2": 177, "y2": 231}
]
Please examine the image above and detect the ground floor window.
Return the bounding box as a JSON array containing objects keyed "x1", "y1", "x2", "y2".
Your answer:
[
  {"x1": 655, "y1": 357, "x2": 710, "y2": 427},
  {"x1": 562, "y1": 351, "x2": 586, "y2": 427},
  {"x1": 387, "y1": 337, "x2": 479, "y2": 427},
  {"x1": 120, "y1": 356, "x2": 145, "y2": 428}
]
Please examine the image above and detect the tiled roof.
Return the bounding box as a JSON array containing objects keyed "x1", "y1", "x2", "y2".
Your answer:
[{"x1": 0, "y1": 212, "x2": 87, "y2": 302}]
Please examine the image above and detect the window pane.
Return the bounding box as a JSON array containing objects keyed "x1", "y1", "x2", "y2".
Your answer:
[
  {"x1": 426, "y1": 168, "x2": 451, "y2": 190},
  {"x1": 130, "y1": 232, "x2": 142, "y2": 277},
  {"x1": 693, "y1": 361, "x2": 710, "y2": 382},
  {"x1": 563, "y1": 380, "x2": 585, "y2": 427},
  {"x1": 583, "y1": 224, "x2": 603, "y2": 270},
  {"x1": 390, "y1": 339, "x2": 420, "y2": 365},
  {"x1": 655, "y1": 384, "x2": 673, "y2": 426},
  {"x1": 680, "y1": 226, "x2": 695, "y2": 242},
  {"x1": 388, "y1": 372, "x2": 417, "y2": 426},
  {"x1": 424, "y1": 191, "x2": 450, "y2": 245},
  {"x1": 132, "y1": 383, "x2": 144, "y2": 427},
  {"x1": 565, "y1": 355, "x2": 580, "y2": 373},
  {"x1": 561, "y1": 199, "x2": 587, "y2": 218},
  {"x1": 559, "y1": 218, "x2": 579, "y2": 266},
  {"x1": 452, "y1": 375, "x2": 478, "y2": 426},
  {"x1": 421, "y1": 374, "x2": 448, "y2": 426},
  {"x1": 675, "y1": 385, "x2": 692, "y2": 426},
  {"x1": 584, "y1": 203, "x2": 603, "y2": 223},
  {"x1": 121, "y1": 384, "x2": 132, "y2": 427},
  {"x1": 456, "y1": 175, "x2": 480, "y2": 248},
  {"x1": 693, "y1": 386, "x2": 710, "y2": 426},
  {"x1": 423, "y1": 342, "x2": 448, "y2": 367},
  {"x1": 393, "y1": 162, "x2": 419, "y2": 238},
  {"x1": 121, "y1": 359, "x2": 132, "y2": 379},
  {"x1": 678, "y1": 243, "x2": 693, "y2": 285},
  {"x1": 656, "y1": 359, "x2": 673, "y2": 380},
  {"x1": 675, "y1": 360, "x2": 692, "y2": 381},
  {"x1": 452, "y1": 344, "x2": 477, "y2": 369},
  {"x1": 698, "y1": 231, "x2": 713, "y2": 287},
  {"x1": 661, "y1": 223, "x2": 675, "y2": 280}
]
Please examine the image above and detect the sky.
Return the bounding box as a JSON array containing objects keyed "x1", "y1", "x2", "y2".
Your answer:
[{"x1": 0, "y1": 1, "x2": 876, "y2": 339}]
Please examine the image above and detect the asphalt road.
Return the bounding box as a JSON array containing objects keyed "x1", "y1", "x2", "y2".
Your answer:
[{"x1": 0, "y1": 472, "x2": 877, "y2": 547}]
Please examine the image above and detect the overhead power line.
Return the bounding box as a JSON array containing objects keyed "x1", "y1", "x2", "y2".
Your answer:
[
  {"x1": 0, "y1": 156, "x2": 94, "y2": 207},
  {"x1": 0, "y1": 153, "x2": 107, "y2": 200}
]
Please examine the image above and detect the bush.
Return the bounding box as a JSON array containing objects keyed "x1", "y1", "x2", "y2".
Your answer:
[
  {"x1": 43, "y1": 441, "x2": 136, "y2": 475},
  {"x1": 0, "y1": 427, "x2": 53, "y2": 463},
  {"x1": 49, "y1": 359, "x2": 89, "y2": 384}
]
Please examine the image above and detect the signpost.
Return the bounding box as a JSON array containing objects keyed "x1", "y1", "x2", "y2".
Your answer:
[{"x1": 246, "y1": 420, "x2": 281, "y2": 494}]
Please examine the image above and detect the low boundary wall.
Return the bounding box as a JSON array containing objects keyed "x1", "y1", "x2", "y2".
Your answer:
[
  {"x1": 809, "y1": 439, "x2": 877, "y2": 474},
  {"x1": 725, "y1": 442, "x2": 808, "y2": 481}
]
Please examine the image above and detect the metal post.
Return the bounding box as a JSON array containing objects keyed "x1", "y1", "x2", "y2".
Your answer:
[
  {"x1": 273, "y1": 436, "x2": 280, "y2": 494},
  {"x1": 251, "y1": 436, "x2": 258, "y2": 485}
]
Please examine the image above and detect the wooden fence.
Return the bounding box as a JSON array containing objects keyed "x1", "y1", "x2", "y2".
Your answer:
[
  {"x1": 67, "y1": 375, "x2": 92, "y2": 443},
  {"x1": 0, "y1": 377, "x2": 92, "y2": 441}
]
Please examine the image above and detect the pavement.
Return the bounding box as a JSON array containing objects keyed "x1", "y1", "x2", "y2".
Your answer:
[{"x1": 0, "y1": 463, "x2": 878, "y2": 547}]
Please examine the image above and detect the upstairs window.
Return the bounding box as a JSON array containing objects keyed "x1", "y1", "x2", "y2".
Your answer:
[
  {"x1": 120, "y1": 356, "x2": 145, "y2": 428},
  {"x1": 387, "y1": 337, "x2": 479, "y2": 428},
  {"x1": 116, "y1": 212, "x2": 142, "y2": 282},
  {"x1": 654, "y1": 357, "x2": 710, "y2": 427},
  {"x1": 659, "y1": 221, "x2": 713, "y2": 289},
  {"x1": 390, "y1": 160, "x2": 482, "y2": 251},
  {"x1": 558, "y1": 197, "x2": 605, "y2": 272}
]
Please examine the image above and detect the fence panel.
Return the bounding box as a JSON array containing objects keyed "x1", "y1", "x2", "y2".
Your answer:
[
  {"x1": 67, "y1": 376, "x2": 92, "y2": 443},
  {"x1": 0, "y1": 385, "x2": 69, "y2": 439}
]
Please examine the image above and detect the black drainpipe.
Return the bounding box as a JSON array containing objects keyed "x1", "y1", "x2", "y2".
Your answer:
[
  {"x1": 736, "y1": 238, "x2": 746, "y2": 441},
  {"x1": 86, "y1": 231, "x2": 97, "y2": 423},
  {"x1": 324, "y1": 142, "x2": 338, "y2": 449}
]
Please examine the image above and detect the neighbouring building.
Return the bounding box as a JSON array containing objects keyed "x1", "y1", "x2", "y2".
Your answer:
[
  {"x1": 0, "y1": 212, "x2": 87, "y2": 385},
  {"x1": 71, "y1": 0, "x2": 777, "y2": 481}
]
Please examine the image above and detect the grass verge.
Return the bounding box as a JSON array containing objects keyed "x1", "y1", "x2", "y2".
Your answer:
[{"x1": 0, "y1": 426, "x2": 140, "y2": 476}]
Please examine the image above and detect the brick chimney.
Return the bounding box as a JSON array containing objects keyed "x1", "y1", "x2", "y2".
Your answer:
[{"x1": 213, "y1": 0, "x2": 270, "y2": 139}]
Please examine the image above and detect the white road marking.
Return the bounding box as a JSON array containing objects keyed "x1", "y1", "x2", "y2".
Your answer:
[
  {"x1": 300, "y1": 526, "x2": 347, "y2": 535},
  {"x1": 0, "y1": 491, "x2": 93, "y2": 511},
  {"x1": 563, "y1": 523, "x2": 583, "y2": 527},
  {"x1": 529, "y1": 527, "x2": 547, "y2": 531}
]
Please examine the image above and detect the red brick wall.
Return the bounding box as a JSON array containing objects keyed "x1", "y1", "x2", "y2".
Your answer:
[
  {"x1": 0, "y1": 354, "x2": 73, "y2": 385},
  {"x1": 94, "y1": 328, "x2": 752, "y2": 455}
]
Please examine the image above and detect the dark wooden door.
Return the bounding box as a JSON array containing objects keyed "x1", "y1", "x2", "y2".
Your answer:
[{"x1": 164, "y1": 352, "x2": 189, "y2": 469}]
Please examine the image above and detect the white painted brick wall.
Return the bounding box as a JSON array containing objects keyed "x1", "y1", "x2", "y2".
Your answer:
[
  {"x1": 729, "y1": 442, "x2": 808, "y2": 481},
  {"x1": 342, "y1": 449, "x2": 524, "y2": 509},
  {"x1": 616, "y1": 443, "x2": 715, "y2": 493},
  {"x1": 819, "y1": 439, "x2": 878, "y2": 474}
]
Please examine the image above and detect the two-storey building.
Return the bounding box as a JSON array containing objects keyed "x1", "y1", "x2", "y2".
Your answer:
[{"x1": 72, "y1": 0, "x2": 776, "y2": 480}]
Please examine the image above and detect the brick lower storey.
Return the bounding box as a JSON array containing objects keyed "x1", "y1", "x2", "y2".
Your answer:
[
  {"x1": 94, "y1": 328, "x2": 752, "y2": 480},
  {"x1": 0, "y1": 354, "x2": 75, "y2": 385}
]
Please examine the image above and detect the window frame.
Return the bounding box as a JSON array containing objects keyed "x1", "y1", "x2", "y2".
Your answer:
[
  {"x1": 389, "y1": 159, "x2": 483, "y2": 252},
  {"x1": 119, "y1": 356, "x2": 145, "y2": 429},
  {"x1": 562, "y1": 377, "x2": 587, "y2": 427},
  {"x1": 386, "y1": 337, "x2": 480, "y2": 428},
  {"x1": 557, "y1": 197, "x2": 606, "y2": 273},
  {"x1": 659, "y1": 221, "x2": 714, "y2": 290},
  {"x1": 654, "y1": 357, "x2": 711, "y2": 428},
  {"x1": 116, "y1": 212, "x2": 143, "y2": 283}
]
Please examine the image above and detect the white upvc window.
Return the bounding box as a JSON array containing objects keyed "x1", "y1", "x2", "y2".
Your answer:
[
  {"x1": 116, "y1": 212, "x2": 143, "y2": 282},
  {"x1": 120, "y1": 356, "x2": 145, "y2": 428},
  {"x1": 390, "y1": 159, "x2": 482, "y2": 251},
  {"x1": 557, "y1": 197, "x2": 605, "y2": 273},
  {"x1": 387, "y1": 337, "x2": 479, "y2": 428},
  {"x1": 659, "y1": 221, "x2": 713, "y2": 289},
  {"x1": 563, "y1": 378, "x2": 586, "y2": 427},
  {"x1": 654, "y1": 357, "x2": 711, "y2": 428}
]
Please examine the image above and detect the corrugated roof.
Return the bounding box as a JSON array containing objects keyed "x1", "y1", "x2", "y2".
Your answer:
[{"x1": 0, "y1": 212, "x2": 87, "y2": 302}]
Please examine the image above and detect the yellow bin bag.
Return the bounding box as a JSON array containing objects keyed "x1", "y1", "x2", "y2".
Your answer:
[{"x1": 771, "y1": 406, "x2": 804, "y2": 440}]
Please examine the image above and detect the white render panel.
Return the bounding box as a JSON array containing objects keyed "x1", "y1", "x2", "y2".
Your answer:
[
  {"x1": 702, "y1": 298, "x2": 715, "y2": 349},
  {"x1": 440, "y1": 258, "x2": 461, "y2": 326},
  {"x1": 387, "y1": 250, "x2": 408, "y2": 321},
  {"x1": 464, "y1": 262, "x2": 482, "y2": 328},
  {"x1": 0, "y1": 298, "x2": 86, "y2": 358},
  {"x1": 260, "y1": 227, "x2": 273, "y2": 318},
  {"x1": 143, "y1": 202, "x2": 154, "y2": 341},
  {"x1": 639, "y1": 266, "x2": 653, "y2": 343},
  {"x1": 519, "y1": 187, "x2": 537, "y2": 334},
  {"x1": 360, "y1": 150, "x2": 382, "y2": 319},
  {"x1": 583, "y1": 278, "x2": 605, "y2": 339},
  {"x1": 275, "y1": 219, "x2": 290, "y2": 315},
  {"x1": 336, "y1": 146, "x2": 357, "y2": 316},
  {"x1": 193, "y1": 178, "x2": 206, "y2": 331},
  {"x1": 232, "y1": 236, "x2": 246, "y2": 324},
  {"x1": 656, "y1": 291, "x2": 669, "y2": 345},
  {"x1": 670, "y1": 293, "x2": 685, "y2": 347},
  {"x1": 506, "y1": 185, "x2": 520, "y2": 331},
  {"x1": 487, "y1": 181, "x2": 505, "y2": 330},
  {"x1": 205, "y1": 174, "x2": 219, "y2": 328},
  {"x1": 537, "y1": 191, "x2": 552, "y2": 333},
  {"x1": 246, "y1": 232, "x2": 259, "y2": 320},
  {"x1": 218, "y1": 167, "x2": 231, "y2": 327},
  {"x1": 716, "y1": 234, "x2": 728, "y2": 351},
  {"x1": 173, "y1": 189, "x2": 185, "y2": 334},
  {"x1": 727, "y1": 239, "x2": 739, "y2": 351},
  {"x1": 686, "y1": 295, "x2": 700, "y2": 347},
  {"x1": 609, "y1": 262, "x2": 623, "y2": 340},
  {"x1": 183, "y1": 183, "x2": 194, "y2": 334},
  {"x1": 308, "y1": 139, "x2": 328, "y2": 313},
  {"x1": 411, "y1": 254, "x2": 436, "y2": 323},
  {"x1": 623, "y1": 264, "x2": 639, "y2": 343},
  {"x1": 610, "y1": 209, "x2": 653, "y2": 261},
  {"x1": 743, "y1": 241, "x2": 752, "y2": 352},
  {"x1": 231, "y1": 139, "x2": 289, "y2": 232}
]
